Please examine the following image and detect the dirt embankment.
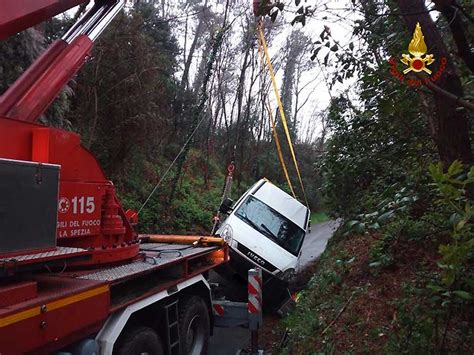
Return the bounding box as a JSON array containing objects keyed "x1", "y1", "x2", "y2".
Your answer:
[{"x1": 260, "y1": 231, "x2": 473, "y2": 354}]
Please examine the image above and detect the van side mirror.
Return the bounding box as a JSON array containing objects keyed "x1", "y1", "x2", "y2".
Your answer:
[{"x1": 219, "y1": 198, "x2": 234, "y2": 215}]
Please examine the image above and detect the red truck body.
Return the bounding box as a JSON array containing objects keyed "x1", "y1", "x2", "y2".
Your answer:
[
  {"x1": 0, "y1": 1, "x2": 229, "y2": 353},
  {"x1": 0, "y1": 244, "x2": 226, "y2": 353}
]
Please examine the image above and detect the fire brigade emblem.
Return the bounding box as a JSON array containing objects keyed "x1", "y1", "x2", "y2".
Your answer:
[
  {"x1": 58, "y1": 197, "x2": 70, "y2": 213},
  {"x1": 401, "y1": 22, "x2": 435, "y2": 74}
]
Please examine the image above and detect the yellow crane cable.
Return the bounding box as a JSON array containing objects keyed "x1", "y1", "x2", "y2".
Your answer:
[
  {"x1": 256, "y1": 28, "x2": 296, "y2": 198},
  {"x1": 266, "y1": 100, "x2": 297, "y2": 198},
  {"x1": 257, "y1": 25, "x2": 310, "y2": 208}
]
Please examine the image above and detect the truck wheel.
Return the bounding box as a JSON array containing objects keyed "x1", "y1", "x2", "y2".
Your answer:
[
  {"x1": 179, "y1": 296, "x2": 210, "y2": 355},
  {"x1": 115, "y1": 326, "x2": 164, "y2": 355}
]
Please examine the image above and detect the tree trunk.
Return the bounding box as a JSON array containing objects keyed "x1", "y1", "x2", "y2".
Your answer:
[
  {"x1": 180, "y1": 1, "x2": 208, "y2": 89},
  {"x1": 396, "y1": 0, "x2": 472, "y2": 166},
  {"x1": 431, "y1": 0, "x2": 474, "y2": 73},
  {"x1": 168, "y1": 29, "x2": 225, "y2": 203}
]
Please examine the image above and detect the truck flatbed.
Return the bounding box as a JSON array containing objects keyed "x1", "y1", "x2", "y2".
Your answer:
[{"x1": 0, "y1": 243, "x2": 227, "y2": 354}]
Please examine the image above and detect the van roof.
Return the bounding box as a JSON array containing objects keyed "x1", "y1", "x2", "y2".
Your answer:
[{"x1": 251, "y1": 179, "x2": 309, "y2": 230}]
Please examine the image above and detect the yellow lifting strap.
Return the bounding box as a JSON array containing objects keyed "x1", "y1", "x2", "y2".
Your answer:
[
  {"x1": 266, "y1": 100, "x2": 297, "y2": 198},
  {"x1": 257, "y1": 25, "x2": 310, "y2": 208},
  {"x1": 256, "y1": 28, "x2": 296, "y2": 198}
]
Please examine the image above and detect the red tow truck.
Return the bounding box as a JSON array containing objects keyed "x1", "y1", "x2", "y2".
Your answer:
[{"x1": 0, "y1": 1, "x2": 262, "y2": 354}]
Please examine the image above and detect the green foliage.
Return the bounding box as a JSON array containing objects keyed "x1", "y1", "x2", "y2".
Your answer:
[
  {"x1": 117, "y1": 148, "x2": 225, "y2": 234},
  {"x1": 60, "y1": 4, "x2": 231, "y2": 233},
  {"x1": 386, "y1": 279, "x2": 473, "y2": 354},
  {"x1": 310, "y1": 211, "x2": 329, "y2": 225},
  {"x1": 369, "y1": 230, "x2": 396, "y2": 270},
  {"x1": 267, "y1": 0, "x2": 473, "y2": 353},
  {"x1": 67, "y1": 4, "x2": 180, "y2": 173},
  {"x1": 317, "y1": 1, "x2": 439, "y2": 218},
  {"x1": 169, "y1": 177, "x2": 222, "y2": 233},
  {"x1": 385, "y1": 284, "x2": 436, "y2": 354},
  {"x1": 283, "y1": 254, "x2": 350, "y2": 352},
  {"x1": 345, "y1": 184, "x2": 418, "y2": 235},
  {"x1": 319, "y1": 89, "x2": 434, "y2": 218},
  {"x1": 428, "y1": 161, "x2": 474, "y2": 302},
  {"x1": 283, "y1": 161, "x2": 474, "y2": 353}
]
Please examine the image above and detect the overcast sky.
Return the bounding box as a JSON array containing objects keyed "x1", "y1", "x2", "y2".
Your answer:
[
  {"x1": 267, "y1": 0, "x2": 359, "y2": 140},
  {"x1": 68, "y1": 0, "x2": 361, "y2": 142}
]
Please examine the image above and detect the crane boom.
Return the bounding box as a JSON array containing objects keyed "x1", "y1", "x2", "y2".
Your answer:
[
  {"x1": 0, "y1": 0, "x2": 91, "y2": 40},
  {"x1": 0, "y1": 0, "x2": 139, "y2": 265},
  {"x1": 0, "y1": 0, "x2": 124, "y2": 123}
]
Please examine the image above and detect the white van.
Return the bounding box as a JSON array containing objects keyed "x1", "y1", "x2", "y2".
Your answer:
[{"x1": 216, "y1": 178, "x2": 310, "y2": 283}]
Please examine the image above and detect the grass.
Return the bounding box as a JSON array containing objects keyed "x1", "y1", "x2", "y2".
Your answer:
[{"x1": 311, "y1": 211, "x2": 330, "y2": 225}]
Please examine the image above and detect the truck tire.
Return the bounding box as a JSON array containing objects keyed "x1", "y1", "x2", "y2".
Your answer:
[
  {"x1": 114, "y1": 326, "x2": 164, "y2": 355},
  {"x1": 179, "y1": 296, "x2": 210, "y2": 355}
]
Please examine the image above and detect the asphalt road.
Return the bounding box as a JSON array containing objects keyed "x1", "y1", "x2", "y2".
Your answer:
[
  {"x1": 208, "y1": 219, "x2": 341, "y2": 355},
  {"x1": 296, "y1": 219, "x2": 341, "y2": 272}
]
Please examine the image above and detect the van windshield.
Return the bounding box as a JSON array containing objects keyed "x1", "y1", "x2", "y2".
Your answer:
[{"x1": 235, "y1": 195, "x2": 305, "y2": 256}]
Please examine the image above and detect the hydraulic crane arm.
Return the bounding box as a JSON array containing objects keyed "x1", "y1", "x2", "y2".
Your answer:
[
  {"x1": 0, "y1": 0, "x2": 91, "y2": 41},
  {"x1": 0, "y1": 0, "x2": 124, "y2": 123},
  {"x1": 0, "y1": 0, "x2": 139, "y2": 266}
]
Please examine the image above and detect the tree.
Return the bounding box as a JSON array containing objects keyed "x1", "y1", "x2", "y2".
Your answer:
[
  {"x1": 65, "y1": 4, "x2": 180, "y2": 174},
  {"x1": 396, "y1": 0, "x2": 472, "y2": 167},
  {"x1": 278, "y1": 29, "x2": 310, "y2": 138},
  {"x1": 180, "y1": 0, "x2": 210, "y2": 90},
  {"x1": 259, "y1": 0, "x2": 473, "y2": 168},
  {"x1": 431, "y1": 0, "x2": 474, "y2": 73}
]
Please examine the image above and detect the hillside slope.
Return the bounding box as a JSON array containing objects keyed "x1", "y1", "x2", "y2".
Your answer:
[{"x1": 281, "y1": 227, "x2": 473, "y2": 354}]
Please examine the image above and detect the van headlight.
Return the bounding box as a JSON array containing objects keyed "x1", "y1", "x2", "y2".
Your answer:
[{"x1": 220, "y1": 224, "x2": 233, "y2": 244}]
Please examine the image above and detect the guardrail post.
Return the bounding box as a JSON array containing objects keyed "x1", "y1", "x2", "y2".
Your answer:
[{"x1": 248, "y1": 267, "x2": 262, "y2": 354}]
